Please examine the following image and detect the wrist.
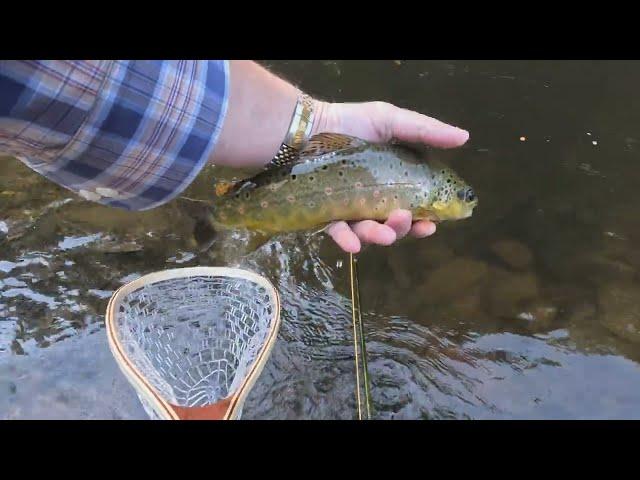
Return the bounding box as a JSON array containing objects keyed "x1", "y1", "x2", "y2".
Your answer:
[{"x1": 310, "y1": 100, "x2": 338, "y2": 136}]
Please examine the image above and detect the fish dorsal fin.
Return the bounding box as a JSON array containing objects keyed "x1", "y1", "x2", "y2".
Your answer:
[
  {"x1": 299, "y1": 133, "x2": 367, "y2": 157},
  {"x1": 259, "y1": 134, "x2": 367, "y2": 171}
]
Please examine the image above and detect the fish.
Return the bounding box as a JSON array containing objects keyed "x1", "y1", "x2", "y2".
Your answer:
[{"x1": 182, "y1": 133, "x2": 477, "y2": 249}]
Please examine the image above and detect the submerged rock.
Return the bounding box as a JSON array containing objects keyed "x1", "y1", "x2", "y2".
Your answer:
[
  {"x1": 591, "y1": 256, "x2": 636, "y2": 282},
  {"x1": 421, "y1": 257, "x2": 489, "y2": 303},
  {"x1": 515, "y1": 300, "x2": 559, "y2": 332},
  {"x1": 92, "y1": 235, "x2": 144, "y2": 254},
  {"x1": 573, "y1": 248, "x2": 637, "y2": 285},
  {"x1": 567, "y1": 302, "x2": 597, "y2": 326},
  {"x1": 416, "y1": 241, "x2": 455, "y2": 269},
  {"x1": 490, "y1": 239, "x2": 534, "y2": 270},
  {"x1": 487, "y1": 268, "x2": 540, "y2": 318},
  {"x1": 448, "y1": 285, "x2": 490, "y2": 323},
  {"x1": 383, "y1": 244, "x2": 416, "y2": 291},
  {"x1": 598, "y1": 283, "x2": 640, "y2": 344}
]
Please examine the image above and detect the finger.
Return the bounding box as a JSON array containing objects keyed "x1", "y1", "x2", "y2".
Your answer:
[
  {"x1": 390, "y1": 107, "x2": 469, "y2": 149},
  {"x1": 410, "y1": 220, "x2": 437, "y2": 238},
  {"x1": 384, "y1": 209, "x2": 413, "y2": 239},
  {"x1": 326, "y1": 221, "x2": 361, "y2": 253},
  {"x1": 351, "y1": 220, "x2": 397, "y2": 246}
]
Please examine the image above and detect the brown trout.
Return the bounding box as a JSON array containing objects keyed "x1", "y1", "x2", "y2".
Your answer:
[{"x1": 186, "y1": 133, "x2": 477, "y2": 243}]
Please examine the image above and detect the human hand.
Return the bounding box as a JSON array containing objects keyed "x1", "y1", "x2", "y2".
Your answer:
[{"x1": 312, "y1": 101, "x2": 470, "y2": 253}]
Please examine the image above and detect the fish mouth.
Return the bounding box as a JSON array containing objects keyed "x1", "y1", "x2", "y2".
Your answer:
[{"x1": 416, "y1": 209, "x2": 440, "y2": 223}]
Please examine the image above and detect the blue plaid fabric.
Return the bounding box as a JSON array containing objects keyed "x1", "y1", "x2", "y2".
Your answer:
[{"x1": 0, "y1": 60, "x2": 229, "y2": 210}]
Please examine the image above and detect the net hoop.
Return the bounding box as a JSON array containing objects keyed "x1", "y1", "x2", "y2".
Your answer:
[{"x1": 106, "y1": 267, "x2": 281, "y2": 420}]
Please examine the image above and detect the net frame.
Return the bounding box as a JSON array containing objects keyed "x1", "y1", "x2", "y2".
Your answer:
[{"x1": 106, "y1": 267, "x2": 281, "y2": 420}]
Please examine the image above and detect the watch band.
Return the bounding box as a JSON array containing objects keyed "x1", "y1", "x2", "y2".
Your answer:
[{"x1": 270, "y1": 92, "x2": 315, "y2": 167}]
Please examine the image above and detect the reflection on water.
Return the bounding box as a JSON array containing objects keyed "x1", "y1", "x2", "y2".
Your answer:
[{"x1": 1, "y1": 61, "x2": 640, "y2": 419}]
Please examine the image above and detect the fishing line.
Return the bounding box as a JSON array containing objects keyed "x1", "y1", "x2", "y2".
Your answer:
[{"x1": 349, "y1": 252, "x2": 372, "y2": 420}]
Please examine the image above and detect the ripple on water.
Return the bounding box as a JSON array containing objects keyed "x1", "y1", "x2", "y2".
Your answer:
[{"x1": 4, "y1": 61, "x2": 640, "y2": 419}]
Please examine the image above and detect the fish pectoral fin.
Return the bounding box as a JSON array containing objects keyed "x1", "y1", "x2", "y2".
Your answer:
[
  {"x1": 246, "y1": 232, "x2": 273, "y2": 253},
  {"x1": 214, "y1": 180, "x2": 236, "y2": 197},
  {"x1": 212, "y1": 179, "x2": 258, "y2": 198},
  {"x1": 299, "y1": 133, "x2": 367, "y2": 157},
  {"x1": 310, "y1": 223, "x2": 331, "y2": 236}
]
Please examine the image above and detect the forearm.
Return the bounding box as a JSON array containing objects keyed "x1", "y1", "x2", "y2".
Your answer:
[
  {"x1": 209, "y1": 60, "x2": 329, "y2": 168},
  {"x1": 0, "y1": 60, "x2": 229, "y2": 211}
]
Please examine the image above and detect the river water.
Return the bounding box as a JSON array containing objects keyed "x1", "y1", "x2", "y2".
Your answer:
[{"x1": 1, "y1": 60, "x2": 640, "y2": 419}]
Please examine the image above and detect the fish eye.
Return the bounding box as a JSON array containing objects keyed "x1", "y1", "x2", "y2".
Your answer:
[
  {"x1": 465, "y1": 188, "x2": 476, "y2": 203},
  {"x1": 457, "y1": 188, "x2": 476, "y2": 202}
]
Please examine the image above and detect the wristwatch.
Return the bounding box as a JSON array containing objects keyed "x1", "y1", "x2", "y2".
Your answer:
[{"x1": 269, "y1": 92, "x2": 315, "y2": 167}]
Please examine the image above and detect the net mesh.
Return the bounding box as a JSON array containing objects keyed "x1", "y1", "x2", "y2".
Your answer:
[{"x1": 112, "y1": 273, "x2": 277, "y2": 418}]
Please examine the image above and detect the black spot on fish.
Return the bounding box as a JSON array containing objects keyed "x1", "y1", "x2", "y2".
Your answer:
[
  {"x1": 309, "y1": 176, "x2": 315, "y2": 182},
  {"x1": 291, "y1": 174, "x2": 297, "y2": 180},
  {"x1": 322, "y1": 165, "x2": 328, "y2": 170},
  {"x1": 338, "y1": 171, "x2": 344, "y2": 177}
]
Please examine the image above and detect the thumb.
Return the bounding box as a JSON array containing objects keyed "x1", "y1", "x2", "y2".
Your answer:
[{"x1": 388, "y1": 105, "x2": 469, "y2": 148}]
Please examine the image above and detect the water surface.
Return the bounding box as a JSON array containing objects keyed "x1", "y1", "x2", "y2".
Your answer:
[{"x1": 1, "y1": 60, "x2": 640, "y2": 419}]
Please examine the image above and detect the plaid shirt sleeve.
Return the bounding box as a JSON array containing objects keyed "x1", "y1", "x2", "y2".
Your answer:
[{"x1": 0, "y1": 60, "x2": 229, "y2": 211}]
